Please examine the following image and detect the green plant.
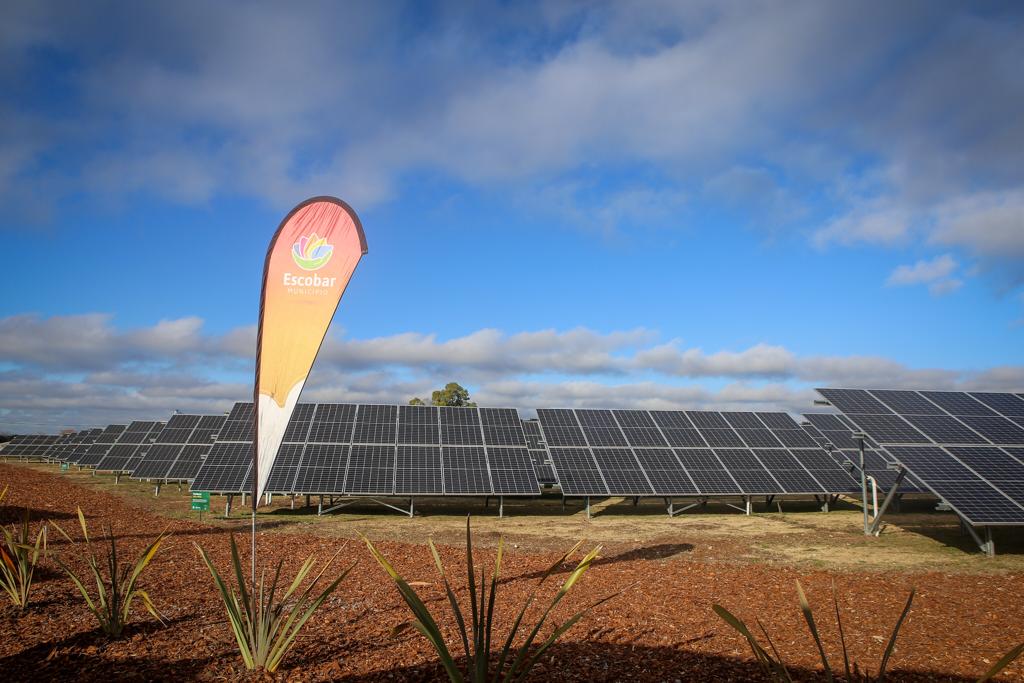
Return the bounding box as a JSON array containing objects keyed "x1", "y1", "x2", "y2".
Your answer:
[
  {"x1": 195, "y1": 533, "x2": 353, "y2": 672},
  {"x1": 362, "y1": 515, "x2": 620, "y2": 683},
  {"x1": 715, "y1": 581, "x2": 1024, "y2": 682},
  {"x1": 0, "y1": 508, "x2": 47, "y2": 611},
  {"x1": 51, "y1": 508, "x2": 167, "y2": 638}
]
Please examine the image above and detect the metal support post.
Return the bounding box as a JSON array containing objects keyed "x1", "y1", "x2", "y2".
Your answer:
[
  {"x1": 960, "y1": 521, "x2": 995, "y2": 557},
  {"x1": 154, "y1": 484, "x2": 161, "y2": 497},
  {"x1": 225, "y1": 494, "x2": 233, "y2": 517},
  {"x1": 868, "y1": 469, "x2": 906, "y2": 536},
  {"x1": 856, "y1": 433, "x2": 870, "y2": 535},
  {"x1": 745, "y1": 496, "x2": 752, "y2": 515},
  {"x1": 306, "y1": 494, "x2": 311, "y2": 509},
  {"x1": 585, "y1": 496, "x2": 591, "y2": 520},
  {"x1": 633, "y1": 496, "x2": 639, "y2": 506},
  {"x1": 499, "y1": 496, "x2": 504, "y2": 518}
]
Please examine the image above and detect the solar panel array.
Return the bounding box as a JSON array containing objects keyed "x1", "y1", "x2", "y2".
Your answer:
[
  {"x1": 0, "y1": 434, "x2": 62, "y2": 458},
  {"x1": 190, "y1": 403, "x2": 541, "y2": 497},
  {"x1": 130, "y1": 414, "x2": 226, "y2": 482},
  {"x1": 94, "y1": 421, "x2": 166, "y2": 473},
  {"x1": 70, "y1": 424, "x2": 127, "y2": 466},
  {"x1": 522, "y1": 419, "x2": 557, "y2": 484},
  {"x1": 535, "y1": 409, "x2": 859, "y2": 497},
  {"x1": 802, "y1": 414, "x2": 925, "y2": 493},
  {"x1": 817, "y1": 389, "x2": 1024, "y2": 524},
  {"x1": 46, "y1": 430, "x2": 102, "y2": 462}
]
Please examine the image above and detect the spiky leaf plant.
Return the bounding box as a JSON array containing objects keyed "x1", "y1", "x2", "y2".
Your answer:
[
  {"x1": 0, "y1": 508, "x2": 47, "y2": 611},
  {"x1": 717, "y1": 579, "x2": 1024, "y2": 682},
  {"x1": 51, "y1": 508, "x2": 167, "y2": 638},
  {"x1": 195, "y1": 534, "x2": 353, "y2": 673},
  {"x1": 362, "y1": 515, "x2": 620, "y2": 683}
]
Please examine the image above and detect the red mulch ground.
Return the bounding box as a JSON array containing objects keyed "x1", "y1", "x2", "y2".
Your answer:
[{"x1": 1, "y1": 463, "x2": 1022, "y2": 682}]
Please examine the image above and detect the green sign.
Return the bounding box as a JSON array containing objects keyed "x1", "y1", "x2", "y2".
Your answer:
[
  {"x1": 60, "y1": 462, "x2": 69, "y2": 472},
  {"x1": 191, "y1": 491, "x2": 210, "y2": 512}
]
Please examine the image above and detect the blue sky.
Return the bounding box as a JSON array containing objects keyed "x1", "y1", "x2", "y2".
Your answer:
[{"x1": 1, "y1": 1, "x2": 1022, "y2": 432}]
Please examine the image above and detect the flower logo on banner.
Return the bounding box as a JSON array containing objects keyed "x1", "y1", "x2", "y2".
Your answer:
[{"x1": 291, "y1": 233, "x2": 334, "y2": 271}]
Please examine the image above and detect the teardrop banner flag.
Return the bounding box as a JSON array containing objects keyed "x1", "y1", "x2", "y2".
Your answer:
[{"x1": 253, "y1": 196, "x2": 367, "y2": 506}]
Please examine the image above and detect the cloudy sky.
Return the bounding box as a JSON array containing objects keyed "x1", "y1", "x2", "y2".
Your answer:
[{"x1": 1, "y1": 1, "x2": 1022, "y2": 433}]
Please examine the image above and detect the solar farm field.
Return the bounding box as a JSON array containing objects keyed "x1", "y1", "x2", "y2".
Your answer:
[{"x1": 3, "y1": 461, "x2": 1024, "y2": 681}]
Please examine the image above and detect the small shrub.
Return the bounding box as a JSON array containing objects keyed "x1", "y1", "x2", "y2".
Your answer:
[
  {"x1": 0, "y1": 508, "x2": 47, "y2": 612},
  {"x1": 51, "y1": 508, "x2": 167, "y2": 638},
  {"x1": 363, "y1": 515, "x2": 621, "y2": 683},
  {"x1": 195, "y1": 533, "x2": 353, "y2": 672},
  {"x1": 714, "y1": 580, "x2": 1024, "y2": 682}
]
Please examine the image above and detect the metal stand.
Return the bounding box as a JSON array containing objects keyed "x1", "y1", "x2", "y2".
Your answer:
[
  {"x1": 666, "y1": 498, "x2": 706, "y2": 517},
  {"x1": 154, "y1": 484, "x2": 161, "y2": 497},
  {"x1": 319, "y1": 496, "x2": 414, "y2": 518},
  {"x1": 225, "y1": 494, "x2": 233, "y2": 516},
  {"x1": 498, "y1": 496, "x2": 504, "y2": 518},
  {"x1": 868, "y1": 469, "x2": 907, "y2": 536},
  {"x1": 585, "y1": 496, "x2": 591, "y2": 520},
  {"x1": 723, "y1": 497, "x2": 751, "y2": 514},
  {"x1": 959, "y1": 520, "x2": 995, "y2": 557}
]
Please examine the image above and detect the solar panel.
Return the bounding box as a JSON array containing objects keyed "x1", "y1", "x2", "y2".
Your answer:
[
  {"x1": 634, "y1": 448, "x2": 698, "y2": 495},
  {"x1": 190, "y1": 442, "x2": 253, "y2": 493},
  {"x1": 713, "y1": 449, "x2": 783, "y2": 494},
  {"x1": 650, "y1": 411, "x2": 695, "y2": 429},
  {"x1": 735, "y1": 429, "x2": 783, "y2": 448},
  {"x1": 73, "y1": 425, "x2": 127, "y2": 466},
  {"x1": 751, "y1": 449, "x2": 825, "y2": 494},
  {"x1": 442, "y1": 446, "x2": 491, "y2": 494},
  {"x1": 165, "y1": 445, "x2": 212, "y2": 481},
  {"x1": 483, "y1": 424, "x2": 528, "y2": 447},
  {"x1": 885, "y1": 446, "x2": 1024, "y2": 524},
  {"x1": 622, "y1": 427, "x2": 668, "y2": 448},
  {"x1": 522, "y1": 420, "x2": 544, "y2": 449},
  {"x1": 969, "y1": 393, "x2": 1024, "y2": 417},
  {"x1": 674, "y1": 446, "x2": 742, "y2": 495},
  {"x1": 488, "y1": 447, "x2": 541, "y2": 495},
  {"x1": 399, "y1": 422, "x2": 440, "y2": 445},
  {"x1": 292, "y1": 444, "x2": 348, "y2": 494},
  {"x1": 352, "y1": 404, "x2": 397, "y2": 444},
  {"x1": 132, "y1": 415, "x2": 226, "y2": 482},
  {"x1": 958, "y1": 416, "x2": 1024, "y2": 445},
  {"x1": 900, "y1": 414, "x2": 987, "y2": 444},
  {"x1": 576, "y1": 409, "x2": 618, "y2": 428},
  {"x1": 872, "y1": 389, "x2": 945, "y2": 415},
  {"x1": 95, "y1": 421, "x2": 166, "y2": 473},
  {"x1": 549, "y1": 447, "x2": 608, "y2": 496},
  {"x1": 920, "y1": 391, "x2": 996, "y2": 416},
  {"x1": 817, "y1": 389, "x2": 892, "y2": 415},
  {"x1": 345, "y1": 444, "x2": 395, "y2": 494},
  {"x1": 660, "y1": 428, "x2": 708, "y2": 447},
  {"x1": 395, "y1": 445, "x2": 443, "y2": 495},
  {"x1": 583, "y1": 426, "x2": 628, "y2": 446},
  {"x1": 591, "y1": 448, "x2": 654, "y2": 495},
  {"x1": 265, "y1": 443, "x2": 305, "y2": 493}
]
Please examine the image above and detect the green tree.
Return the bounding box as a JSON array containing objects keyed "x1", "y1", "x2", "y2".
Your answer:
[
  {"x1": 430, "y1": 382, "x2": 476, "y2": 407},
  {"x1": 408, "y1": 397, "x2": 426, "y2": 406}
]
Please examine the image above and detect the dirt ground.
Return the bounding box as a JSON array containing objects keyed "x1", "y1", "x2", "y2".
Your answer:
[{"x1": 2, "y1": 461, "x2": 1024, "y2": 681}]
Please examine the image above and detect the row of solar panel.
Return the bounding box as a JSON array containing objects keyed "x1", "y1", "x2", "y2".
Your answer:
[
  {"x1": 215, "y1": 402, "x2": 531, "y2": 447},
  {"x1": 818, "y1": 389, "x2": 1024, "y2": 525},
  {"x1": 535, "y1": 409, "x2": 862, "y2": 497},
  {"x1": 191, "y1": 443, "x2": 541, "y2": 496}
]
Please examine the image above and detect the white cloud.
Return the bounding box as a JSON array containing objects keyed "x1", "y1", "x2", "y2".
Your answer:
[
  {"x1": 1, "y1": 312, "x2": 1021, "y2": 432},
  {"x1": 886, "y1": 254, "x2": 962, "y2": 295}
]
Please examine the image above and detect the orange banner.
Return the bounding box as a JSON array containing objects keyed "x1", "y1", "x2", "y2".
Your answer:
[{"x1": 253, "y1": 197, "x2": 367, "y2": 503}]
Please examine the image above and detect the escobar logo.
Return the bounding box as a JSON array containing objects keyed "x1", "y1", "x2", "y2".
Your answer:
[{"x1": 284, "y1": 233, "x2": 337, "y2": 291}]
